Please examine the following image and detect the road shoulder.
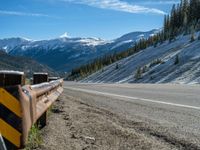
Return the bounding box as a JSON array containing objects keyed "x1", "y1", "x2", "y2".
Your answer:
[{"x1": 36, "y1": 93, "x2": 178, "y2": 150}]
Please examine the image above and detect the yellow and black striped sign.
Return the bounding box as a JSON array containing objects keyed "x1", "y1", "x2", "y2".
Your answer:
[{"x1": 0, "y1": 86, "x2": 22, "y2": 150}]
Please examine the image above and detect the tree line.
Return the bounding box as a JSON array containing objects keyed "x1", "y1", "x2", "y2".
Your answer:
[
  {"x1": 68, "y1": 0, "x2": 200, "y2": 80},
  {"x1": 163, "y1": 0, "x2": 200, "y2": 41}
]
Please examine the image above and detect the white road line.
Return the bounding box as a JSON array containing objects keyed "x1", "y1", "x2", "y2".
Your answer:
[{"x1": 64, "y1": 87, "x2": 200, "y2": 110}]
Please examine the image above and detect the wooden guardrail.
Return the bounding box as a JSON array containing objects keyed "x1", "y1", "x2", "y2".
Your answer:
[{"x1": 0, "y1": 71, "x2": 63, "y2": 149}]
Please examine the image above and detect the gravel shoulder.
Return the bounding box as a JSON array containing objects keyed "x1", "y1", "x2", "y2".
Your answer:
[{"x1": 37, "y1": 89, "x2": 200, "y2": 150}]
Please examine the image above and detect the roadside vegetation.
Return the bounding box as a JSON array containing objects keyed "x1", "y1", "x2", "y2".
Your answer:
[
  {"x1": 24, "y1": 106, "x2": 55, "y2": 149},
  {"x1": 25, "y1": 125, "x2": 43, "y2": 150},
  {"x1": 134, "y1": 59, "x2": 164, "y2": 80}
]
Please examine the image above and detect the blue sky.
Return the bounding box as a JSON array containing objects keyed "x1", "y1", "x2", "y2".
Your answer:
[{"x1": 0, "y1": 0, "x2": 180, "y2": 40}]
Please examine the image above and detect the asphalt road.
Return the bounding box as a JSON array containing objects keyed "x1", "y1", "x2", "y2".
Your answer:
[{"x1": 64, "y1": 82, "x2": 200, "y2": 149}]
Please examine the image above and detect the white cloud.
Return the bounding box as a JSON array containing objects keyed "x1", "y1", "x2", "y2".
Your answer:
[
  {"x1": 138, "y1": 0, "x2": 180, "y2": 5},
  {"x1": 0, "y1": 10, "x2": 58, "y2": 18},
  {"x1": 62, "y1": 0, "x2": 166, "y2": 15}
]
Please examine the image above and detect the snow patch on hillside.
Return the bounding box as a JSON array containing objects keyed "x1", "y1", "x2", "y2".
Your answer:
[
  {"x1": 111, "y1": 40, "x2": 133, "y2": 50},
  {"x1": 82, "y1": 33, "x2": 200, "y2": 84},
  {"x1": 78, "y1": 38, "x2": 107, "y2": 46}
]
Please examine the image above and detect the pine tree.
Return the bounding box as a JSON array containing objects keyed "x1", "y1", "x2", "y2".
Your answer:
[
  {"x1": 189, "y1": 0, "x2": 199, "y2": 24},
  {"x1": 174, "y1": 55, "x2": 180, "y2": 65},
  {"x1": 142, "y1": 65, "x2": 148, "y2": 73},
  {"x1": 135, "y1": 67, "x2": 142, "y2": 80},
  {"x1": 183, "y1": 12, "x2": 188, "y2": 34},
  {"x1": 115, "y1": 63, "x2": 119, "y2": 69},
  {"x1": 190, "y1": 33, "x2": 195, "y2": 42},
  {"x1": 182, "y1": 0, "x2": 189, "y2": 29}
]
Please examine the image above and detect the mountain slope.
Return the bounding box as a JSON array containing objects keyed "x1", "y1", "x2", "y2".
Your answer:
[
  {"x1": 0, "y1": 30, "x2": 158, "y2": 72},
  {"x1": 0, "y1": 51, "x2": 57, "y2": 76},
  {"x1": 82, "y1": 33, "x2": 200, "y2": 84}
]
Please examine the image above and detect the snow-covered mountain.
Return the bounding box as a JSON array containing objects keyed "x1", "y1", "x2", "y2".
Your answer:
[
  {"x1": 0, "y1": 29, "x2": 158, "y2": 72},
  {"x1": 82, "y1": 33, "x2": 200, "y2": 84},
  {"x1": 113, "y1": 29, "x2": 159, "y2": 46}
]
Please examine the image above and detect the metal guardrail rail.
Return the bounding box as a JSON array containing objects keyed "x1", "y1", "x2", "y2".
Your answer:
[{"x1": 0, "y1": 71, "x2": 63, "y2": 149}]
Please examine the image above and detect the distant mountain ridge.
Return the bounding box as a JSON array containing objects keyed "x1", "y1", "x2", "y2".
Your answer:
[
  {"x1": 0, "y1": 29, "x2": 159, "y2": 72},
  {"x1": 0, "y1": 50, "x2": 57, "y2": 77}
]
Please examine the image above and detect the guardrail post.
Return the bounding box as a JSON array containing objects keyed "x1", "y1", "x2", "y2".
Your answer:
[
  {"x1": 0, "y1": 71, "x2": 25, "y2": 87},
  {"x1": 33, "y1": 73, "x2": 48, "y2": 85},
  {"x1": 0, "y1": 71, "x2": 25, "y2": 149},
  {"x1": 0, "y1": 71, "x2": 63, "y2": 149},
  {"x1": 33, "y1": 73, "x2": 48, "y2": 128}
]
